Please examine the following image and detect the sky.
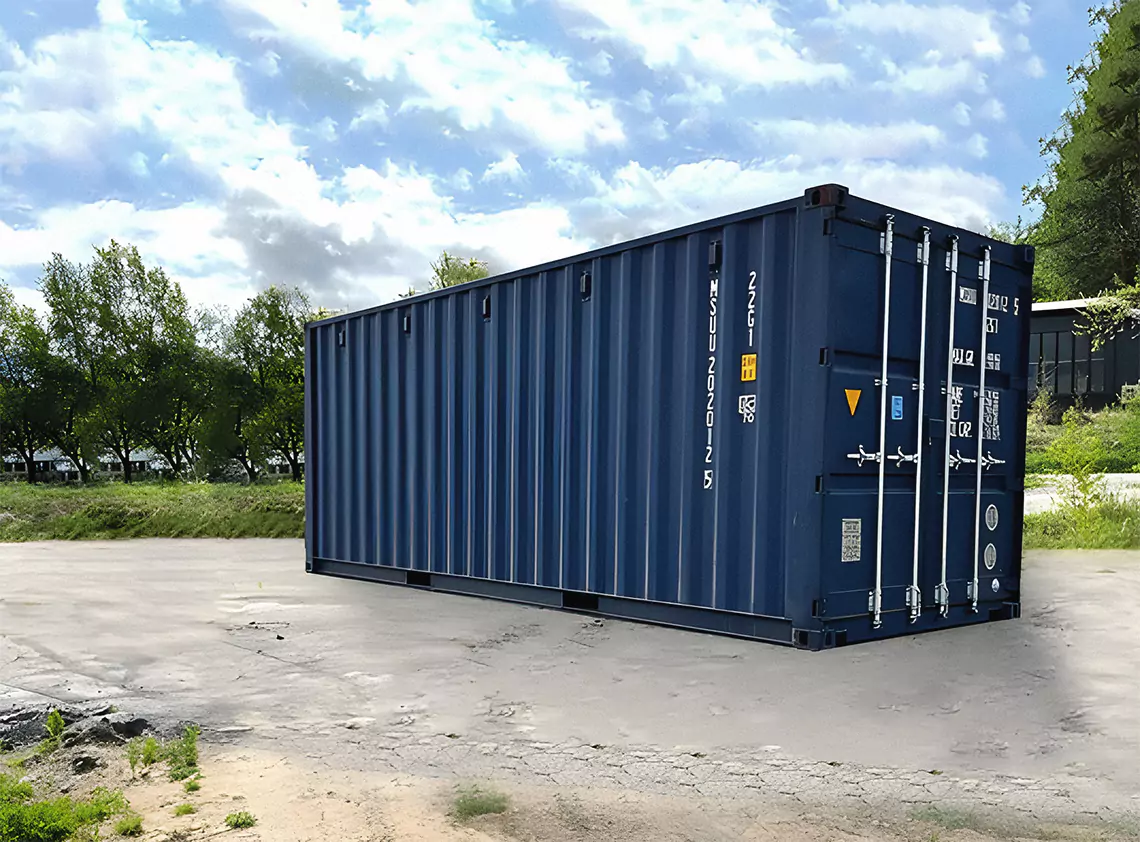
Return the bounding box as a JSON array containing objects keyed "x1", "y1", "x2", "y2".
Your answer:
[{"x1": 0, "y1": 0, "x2": 1096, "y2": 315}]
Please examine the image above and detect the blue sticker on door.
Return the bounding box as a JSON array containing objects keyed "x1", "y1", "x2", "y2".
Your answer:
[{"x1": 892, "y1": 395, "x2": 904, "y2": 421}]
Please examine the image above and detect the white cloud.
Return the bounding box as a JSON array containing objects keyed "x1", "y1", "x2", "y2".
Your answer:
[
  {"x1": 349, "y1": 100, "x2": 389, "y2": 132},
  {"x1": 978, "y1": 98, "x2": 1006, "y2": 121},
  {"x1": 664, "y1": 75, "x2": 725, "y2": 106},
  {"x1": 1009, "y1": 1, "x2": 1031, "y2": 25},
  {"x1": 452, "y1": 168, "x2": 473, "y2": 191},
  {"x1": 314, "y1": 117, "x2": 338, "y2": 142},
  {"x1": 128, "y1": 151, "x2": 149, "y2": 176},
  {"x1": 825, "y1": 1, "x2": 1004, "y2": 60},
  {"x1": 1012, "y1": 34, "x2": 1030, "y2": 53},
  {"x1": 554, "y1": 0, "x2": 849, "y2": 89},
  {"x1": 966, "y1": 133, "x2": 988, "y2": 159},
  {"x1": 1025, "y1": 56, "x2": 1046, "y2": 78},
  {"x1": 877, "y1": 58, "x2": 987, "y2": 96},
  {"x1": 577, "y1": 158, "x2": 1005, "y2": 244},
  {"x1": 218, "y1": 0, "x2": 625, "y2": 156},
  {"x1": 630, "y1": 89, "x2": 653, "y2": 113},
  {"x1": 953, "y1": 102, "x2": 971, "y2": 126},
  {"x1": 752, "y1": 119, "x2": 944, "y2": 161},
  {"x1": 481, "y1": 152, "x2": 525, "y2": 184},
  {"x1": 647, "y1": 117, "x2": 668, "y2": 141},
  {"x1": 547, "y1": 159, "x2": 606, "y2": 191},
  {"x1": 585, "y1": 50, "x2": 613, "y2": 76},
  {"x1": 0, "y1": 200, "x2": 253, "y2": 310},
  {"x1": 256, "y1": 50, "x2": 280, "y2": 76},
  {"x1": 0, "y1": 4, "x2": 302, "y2": 180}
]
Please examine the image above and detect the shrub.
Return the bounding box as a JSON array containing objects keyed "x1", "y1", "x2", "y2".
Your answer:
[
  {"x1": 114, "y1": 814, "x2": 143, "y2": 836},
  {"x1": 225, "y1": 811, "x2": 257, "y2": 829},
  {"x1": 1047, "y1": 405, "x2": 1109, "y2": 526},
  {"x1": 165, "y1": 725, "x2": 200, "y2": 781}
]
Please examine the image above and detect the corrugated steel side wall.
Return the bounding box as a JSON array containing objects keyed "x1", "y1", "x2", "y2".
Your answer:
[{"x1": 307, "y1": 208, "x2": 801, "y2": 619}]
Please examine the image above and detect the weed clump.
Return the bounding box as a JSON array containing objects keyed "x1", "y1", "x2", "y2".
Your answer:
[
  {"x1": 114, "y1": 813, "x2": 143, "y2": 836},
  {"x1": 165, "y1": 725, "x2": 200, "y2": 781},
  {"x1": 174, "y1": 803, "x2": 196, "y2": 816},
  {"x1": 225, "y1": 811, "x2": 257, "y2": 829},
  {"x1": 124, "y1": 725, "x2": 200, "y2": 781},
  {"x1": 0, "y1": 773, "x2": 128, "y2": 842},
  {"x1": 451, "y1": 785, "x2": 509, "y2": 821}
]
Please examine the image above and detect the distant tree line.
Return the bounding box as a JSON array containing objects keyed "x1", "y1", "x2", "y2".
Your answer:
[{"x1": 0, "y1": 243, "x2": 490, "y2": 484}]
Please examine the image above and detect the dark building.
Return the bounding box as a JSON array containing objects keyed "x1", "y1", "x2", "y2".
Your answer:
[{"x1": 1030, "y1": 299, "x2": 1140, "y2": 407}]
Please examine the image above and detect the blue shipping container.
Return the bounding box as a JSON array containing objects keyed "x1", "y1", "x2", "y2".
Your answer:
[{"x1": 305, "y1": 185, "x2": 1033, "y2": 649}]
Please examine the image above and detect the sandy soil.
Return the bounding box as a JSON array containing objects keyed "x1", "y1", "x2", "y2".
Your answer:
[{"x1": 13, "y1": 740, "x2": 1136, "y2": 842}]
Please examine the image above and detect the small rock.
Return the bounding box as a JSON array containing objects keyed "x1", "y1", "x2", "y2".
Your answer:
[
  {"x1": 276, "y1": 634, "x2": 285, "y2": 640},
  {"x1": 62, "y1": 718, "x2": 122, "y2": 747},
  {"x1": 73, "y1": 755, "x2": 99, "y2": 774}
]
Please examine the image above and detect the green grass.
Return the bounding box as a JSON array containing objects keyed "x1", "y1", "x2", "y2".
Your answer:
[
  {"x1": 114, "y1": 814, "x2": 143, "y2": 836},
  {"x1": 173, "y1": 803, "x2": 196, "y2": 816},
  {"x1": 451, "y1": 786, "x2": 509, "y2": 821},
  {"x1": 183, "y1": 779, "x2": 201, "y2": 793},
  {"x1": 225, "y1": 811, "x2": 257, "y2": 829},
  {"x1": 0, "y1": 481, "x2": 304, "y2": 541},
  {"x1": 1025, "y1": 496, "x2": 1140, "y2": 549},
  {"x1": 0, "y1": 774, "x2": 128, "y2": 842}
]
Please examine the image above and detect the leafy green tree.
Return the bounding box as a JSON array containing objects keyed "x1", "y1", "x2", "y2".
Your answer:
[
  {"x1": 401, "y1": 251, "x2": 491, "y2": 298},
  {"x1": 1028, "y1": 2, "x2": 1140, "y2": 304},
  {"x1": 41, "y1": 242, "x2": 195, "y2": 482},
  {"x1": 231, "y1": 286, "x2": 310, "y2": 482},
  {"x1": 37, "y1": 255, "x2": 99, "y2": 481},
  {"x1": 987, "y1": 218, "x2": 1033, "y2": 245},
  {"x1": 199, "y1": 350, "x2": 265, "y2": 483},
  {"x1": 0, "y1": 283, "x2": 54, "y2": 481},
  {"x1": 201, "y1": 286, "x2": 312, "y2": 482},
  {"x1": 431, "y1": 251, "x2": 490, "y2": 288}
]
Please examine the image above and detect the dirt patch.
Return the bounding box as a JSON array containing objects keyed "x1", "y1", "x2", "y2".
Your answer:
[{"x1": 6, "y1": 727, "x2": 1138, "y2": 842}]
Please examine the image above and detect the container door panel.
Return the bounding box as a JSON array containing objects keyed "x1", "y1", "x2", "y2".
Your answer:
[{"x1": 820, "y1": 218, "x2": 926, "y2": 623}]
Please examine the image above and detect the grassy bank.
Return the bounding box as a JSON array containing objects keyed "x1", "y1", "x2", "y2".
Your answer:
[
  {"x1": 0, "y1": 482, "x2": 304, "y2": 542},
  {"x1": 1024, "y1": 496, "x2": 1140, "y2": 549}
]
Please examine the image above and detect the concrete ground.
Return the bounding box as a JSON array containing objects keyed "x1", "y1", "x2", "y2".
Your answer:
[{"x1": 2, "y1": 541, "x2": 1139, "y2": 833}]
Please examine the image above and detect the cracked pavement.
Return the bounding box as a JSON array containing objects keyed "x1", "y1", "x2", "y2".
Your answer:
[{"x1": 1, "y1": 540, "x2": 1138, "y2": 824}]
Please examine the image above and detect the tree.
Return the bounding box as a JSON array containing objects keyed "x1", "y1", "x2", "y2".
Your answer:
[
  {"x1": 201, "y1": 286, "x2": 312, "y2": 482},
  {"x1": 38, "y1": 255, "x2": 99, "y2": 482},
  {"x1": 401, "y1": 251, "x2": 492, "y2": 298},
  {"x1": 987, "y1": 218, "x2": 1033, "y2": 245},
  {"x1": 1028, "y1": 2, "x2": 1140, "y2": 305},
  {"x1": 41, "y1": 242, "x2": 196, "y2": 482},
  {"x1": 232, "y1": 286, "x2": 310, "y2": 482},
  {"x1": 0, "y1": 283, "x2": 54, "y2": 481},
  {"x1": 430, "y1": 251, "x2": 490, "y2": 289}
]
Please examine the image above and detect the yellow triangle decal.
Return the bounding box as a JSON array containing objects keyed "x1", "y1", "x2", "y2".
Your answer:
[{"x1": 845, "y1": 389, "x2": 861, "y2": 416}]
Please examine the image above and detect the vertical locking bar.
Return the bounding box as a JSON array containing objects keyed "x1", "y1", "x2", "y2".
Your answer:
[
  {"x1": 970, "y1": 247, "x2": 992, "y2": 612},
  {"x1": 871, "y1": 215, "x2": 895, "y2": 630},
  {"x1": 908, "y1": 227, "x2": 932, "y2": 622},
  {"x1": 937, "y1": 236, "x2": 959, "y2": 617}
]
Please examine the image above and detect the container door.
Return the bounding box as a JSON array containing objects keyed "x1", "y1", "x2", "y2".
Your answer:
[
  {"x1": 819, "y1": 217, "x2": 1024, "y2": 635},
  {"x1": 819, "y1": 216, "x2": 926, "y2": 627}
]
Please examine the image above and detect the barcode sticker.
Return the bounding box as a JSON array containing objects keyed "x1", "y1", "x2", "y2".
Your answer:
[{"x1": 841, "y1": 519, "x2": 862, "y2": 563}]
